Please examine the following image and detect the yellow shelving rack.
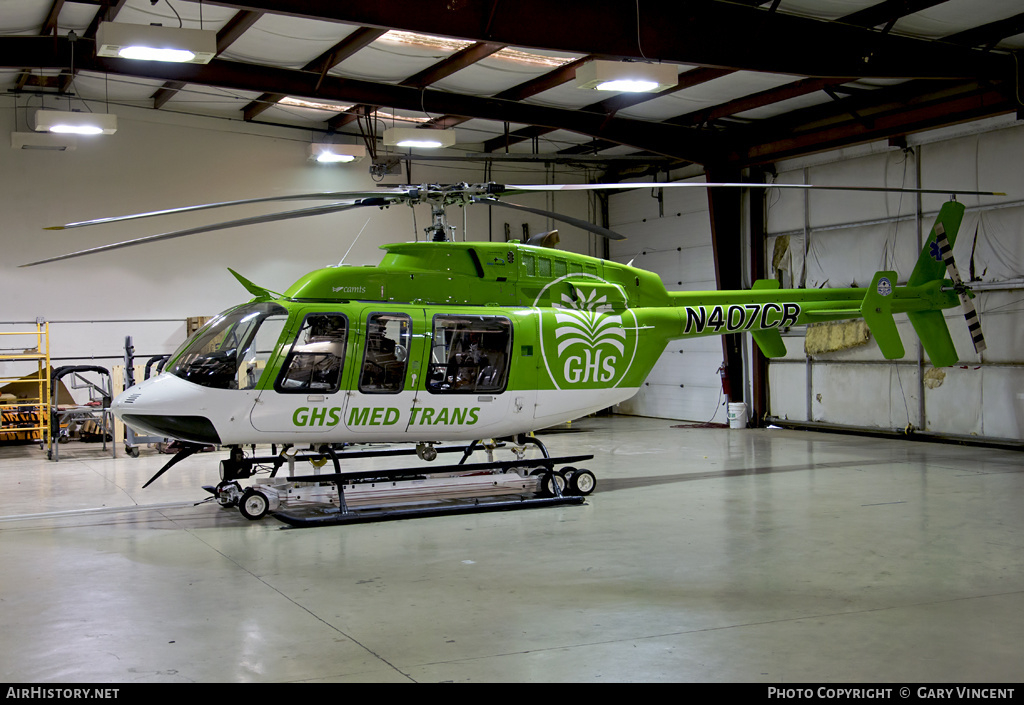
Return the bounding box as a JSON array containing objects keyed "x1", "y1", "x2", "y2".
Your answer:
[{"x1": 0, "y1": 319, "x2": 51, "y2": 448}]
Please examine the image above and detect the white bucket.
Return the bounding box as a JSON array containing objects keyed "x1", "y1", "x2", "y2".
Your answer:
[{"x1": 727, "y1": 402, "x2": 748, "y2": 429}]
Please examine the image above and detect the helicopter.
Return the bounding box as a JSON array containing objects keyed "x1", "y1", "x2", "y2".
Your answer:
[{"x1": 22, "y1": 181, "x2": 996, "y2": 526}]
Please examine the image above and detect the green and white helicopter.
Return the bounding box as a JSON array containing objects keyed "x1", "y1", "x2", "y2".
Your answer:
[{"x1": 25, "y1": 181, "x2": 994, "y2": 525}]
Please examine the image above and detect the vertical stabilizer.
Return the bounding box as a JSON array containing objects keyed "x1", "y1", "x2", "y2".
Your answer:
[{"x1": 905, "y1": 200, "x2": 972, "y2": 367}]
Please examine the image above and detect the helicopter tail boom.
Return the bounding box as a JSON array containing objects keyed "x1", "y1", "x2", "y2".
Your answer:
[{"x1": 660, "y1": 200, "x2": 974, "y2": 366}]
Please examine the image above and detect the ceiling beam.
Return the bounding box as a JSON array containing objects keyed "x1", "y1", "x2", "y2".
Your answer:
[
  {"x1": 242, "y1": 26, "x2": 386, "y2": 121},
  {"x1": 0, "y1": 36, "x2": 719, "y2": 163},
  {"x1": 942, "y1": 12, "x2": 1024, "y2": 48},
  {"x1": 735, "y1": 80, "x2": 1018, "y2": 165},
  {"x1": 479, "y1": 0, "x2": 979, "y2": 154},
  {"x1": 202, "y1": 0, "x2": 1012, "y2": 81},
  {"x1": 481, "y1": 67, "x2": 732, "y2": 153},
  {"x1": 837, "y1": 0, "x2": 952, "y2": 30},
  {"x1": 401, "y1": 41, "x2": 505, "y2": 89},
  {"x1": 428, "y1": 55, "x2": 603, "y2": 131},
  {"x1": 323, "y1": 39, "x2": 506, "y2": 130},
  {"x1": 669, "y1": 77, "x2": 837, "y2": 127},
  {"x1": 153, "y1": 10, "x2": 262, "y2": 109}
]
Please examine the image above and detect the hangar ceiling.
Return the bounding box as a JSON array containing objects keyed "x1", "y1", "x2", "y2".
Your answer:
[{"x1": 1, "y1": 0, "x2": 1022, "y2": 176}]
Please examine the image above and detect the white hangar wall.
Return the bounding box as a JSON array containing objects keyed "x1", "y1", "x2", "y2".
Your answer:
[
  {"x1": 607, "y1": 175, "x2": 728, "y2": 424},
  {"x1": 0, "y1": 102, "x2": 595, "y2": 396},
  {"x1": 765, "y1": 116, "x2": 1024, "y2": 441},
  {"x1": 604, "y1": 117, "x2": 1024, "y2": 444}
]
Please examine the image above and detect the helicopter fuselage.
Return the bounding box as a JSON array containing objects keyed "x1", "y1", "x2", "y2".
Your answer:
[{"x1": 112, "y1": 236, "x2": 962, "y2": 447}]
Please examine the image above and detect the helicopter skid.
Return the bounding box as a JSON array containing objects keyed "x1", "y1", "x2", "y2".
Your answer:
[
  {"x1": 228, "y1": 453, "x2": 594, "y2": 526},
  {"x1": 272, "y1": 494, "x2": 585, "y2": 528}
]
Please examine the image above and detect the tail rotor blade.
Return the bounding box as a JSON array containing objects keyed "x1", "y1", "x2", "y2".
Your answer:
[{"x1": 933, "y1": 222, "x2": 987, "y2": 354}]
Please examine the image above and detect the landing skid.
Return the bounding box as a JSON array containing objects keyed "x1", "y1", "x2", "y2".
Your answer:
[
  {"x1": 273, "y1": 494, "x2": 585, "y2": 528},
  {"x1": 208, "y1": 438, "x2": 596, "y2": 527}
]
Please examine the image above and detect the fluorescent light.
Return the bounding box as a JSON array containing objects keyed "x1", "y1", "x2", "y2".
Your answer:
[
  {"x1": 33, "y1": 110, "x2": 118, "y2": 135},
  {"x1": 383, "y1": 127, "x2": 456, "y2": 149},
  {"x1": 11, "y1": 132, "x2": 77, "y2": 151},
  {"x1": 96, "y1": 21, "x2": 217, "y2": 65},
  {"x1": 310, "y1": 143, "x2": 366, "y2": 164},
  {"x1": 575, "y1": 60, "x2": 677, "y2": 92}
]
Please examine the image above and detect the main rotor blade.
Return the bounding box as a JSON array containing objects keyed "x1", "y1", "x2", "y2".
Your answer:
[
  {"x1": 46, "y1": 190, "x2": 411, "y2": 230},
  {"x1": 22, "y1": 200, "x2": 388, "y2": 267},
  {"x1": 502, "y1": 182, "x2": 1008, "y2": 197},
  {"x1": 472, "y1": 197, "x2": 626, "y2": 241}
]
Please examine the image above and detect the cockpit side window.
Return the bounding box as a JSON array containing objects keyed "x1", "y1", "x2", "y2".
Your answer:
[
  {"x1": 275, "y1": 313, "x2": 348, "y2": 393},
  {"x1": 359, "y1": 313, "x2": 411, "y2": 394},
  {"x1": 238, "y1": 315, "x2": 288, "y2": 390},
  {"x1": 426, "y1": 315, "x2": 512, "y2": 394}
]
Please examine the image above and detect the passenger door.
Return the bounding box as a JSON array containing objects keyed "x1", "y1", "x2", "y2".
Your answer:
[
  {"x1": 250, "y1": 311, "x2": 351, "y2": 434},
  {"x1": 343, "y1": 308, "x2": 423, "y2": 438}
]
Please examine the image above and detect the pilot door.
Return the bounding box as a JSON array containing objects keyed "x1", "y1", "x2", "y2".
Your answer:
[{"x1": 249, "y1": 310, "x2": 352, "y2": 435}]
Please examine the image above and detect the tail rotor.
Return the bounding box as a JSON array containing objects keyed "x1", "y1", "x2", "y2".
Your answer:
[{"x1": 932, "y1": 221, "x2": 987, "y2": 354}]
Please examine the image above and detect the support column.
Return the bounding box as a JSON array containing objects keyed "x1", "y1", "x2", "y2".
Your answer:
[
  {"x1": 705, "y1": 164, "x2": 746, "y2": 413},
  {"x1": 748, "y1": 169, "x2": 769, "y2": 426}
]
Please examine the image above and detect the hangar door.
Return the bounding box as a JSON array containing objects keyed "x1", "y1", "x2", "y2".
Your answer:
[
  {"x1": 764, "y1": 122, "x2": 1024, "y2": 441},
  {"x1": 608, "y1": 177, "x2": 727, "y2": 423}
]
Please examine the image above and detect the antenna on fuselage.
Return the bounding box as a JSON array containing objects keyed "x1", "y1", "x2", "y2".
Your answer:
[{"x1": 338, "y1": 218, "x2": 372, "y2": 266}]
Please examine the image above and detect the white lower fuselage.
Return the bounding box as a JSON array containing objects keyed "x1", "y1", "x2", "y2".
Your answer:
[{"x1": 113, "y1": 373, "x2": 639, "y2": 446}]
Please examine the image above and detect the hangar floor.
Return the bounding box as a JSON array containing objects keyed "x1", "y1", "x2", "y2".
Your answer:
[{"x1": 0, "y1": 415, "x2": 1021, "y2": 684}]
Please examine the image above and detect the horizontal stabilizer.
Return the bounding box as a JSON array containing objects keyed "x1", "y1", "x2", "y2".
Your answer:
[
  {"x1": 751, "y1": 329, "x2": 787, "y2": 358},
  {"x1": 860, "y1": 271, "x2": 905, "y2": 360},
  {"x1": 907, "y1": 310, "x2": 959, "y2": 368},
  {"x1": 750, "y1": 279, "x2": 787, "y2": 357}
]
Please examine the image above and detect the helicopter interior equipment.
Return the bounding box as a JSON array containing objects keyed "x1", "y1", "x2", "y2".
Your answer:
[{"x1": 21, "y1": 181, "x2": 1002, "y2": 526}]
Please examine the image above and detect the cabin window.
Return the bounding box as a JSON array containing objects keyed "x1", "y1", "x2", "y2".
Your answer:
[
  {"x1": 237, "y1": 314, "x2": 288, "y2": 390},
  {"x1": 522, "y1": 254, "x2": 536, "y2": 277},
  {"x1": 275, "y1": 313, "x2": 348, "y2": 393},
  {"x1": 167, "y1": 302, "x2": 288, "y2": 391},
  {"x1": 426, "y1": 315, "x2": 512, "y2": 394},
  {"x1": 359, "y1": 313, "x2": 412, "y2": 394}
]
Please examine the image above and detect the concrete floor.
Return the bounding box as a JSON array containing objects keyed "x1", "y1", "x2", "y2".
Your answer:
[{"x1": 0, "y1": 415, "x2": 1021, "y2": 683}]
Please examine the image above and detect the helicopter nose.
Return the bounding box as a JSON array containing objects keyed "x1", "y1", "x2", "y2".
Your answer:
[{"x1": 112, "y1": 375, "x2": 222, "y2": 445}]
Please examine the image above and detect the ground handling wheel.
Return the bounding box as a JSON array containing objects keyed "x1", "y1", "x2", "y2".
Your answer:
[
  {"x1": 239, "y1": 488, "x2": 270, "y2": 520},
  {"x1": 534, "y1": 469, "x2": 567, "y2": 498},
  {"x1": 215, "y1": 481, "x2": 243, "y2": 508},
  {"x1": 568, "y1": 468, "x2": 596, "y2": 496}
]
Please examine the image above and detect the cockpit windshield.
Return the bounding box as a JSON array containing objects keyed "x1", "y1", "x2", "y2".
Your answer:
[{"x1": 166, "y1": 303, "x2": 289, "y2": 390}]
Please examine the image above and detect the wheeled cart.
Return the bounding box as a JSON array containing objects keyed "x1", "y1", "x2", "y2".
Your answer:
[
  {"x1": 206, "y1": 439, "x2": 597, "y2": 527},
  {"x1": 48, "y1": 366, "x2": 115, "y2": 461},
  {"x1": 121, "y1": 336, "x2": 169, "y2": 457}
]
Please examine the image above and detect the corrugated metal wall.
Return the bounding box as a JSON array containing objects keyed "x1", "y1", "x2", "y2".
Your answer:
[
  {"x1": 608, "y1": 177, "x2": 727, "y2": 423},
  {"x1": 765, "y1": 120, "x2": 1024, "y2": 441}
]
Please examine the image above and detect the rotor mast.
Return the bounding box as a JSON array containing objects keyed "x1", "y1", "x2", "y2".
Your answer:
[{"x1": 417, "y1": 183, "x2": 490, "y2": 242}]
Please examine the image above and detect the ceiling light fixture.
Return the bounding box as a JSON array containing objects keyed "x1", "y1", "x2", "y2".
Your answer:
[
  {"x1": 33, "y1": 110, "x2": 118, "y2": 135},
  {"x1": 96, "y1": 21, "x2": 217, "y2": 64},
  {"x1": 575, "y1": 60, "x2": 678, "y2": 92},
  {"x1": 11, "y1": 132, "x2": 77, "y2": 151},
  {"x1": 310, "y1": 143, "x2": 366, "y2": 164},
  {"x1": 383, "y1": 127, "x2": 456, "y2": 149}
]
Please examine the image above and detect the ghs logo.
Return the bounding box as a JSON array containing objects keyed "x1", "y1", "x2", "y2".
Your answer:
[{"x1": 534, "y1": 276, "x2": 637, "y2": 390}]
